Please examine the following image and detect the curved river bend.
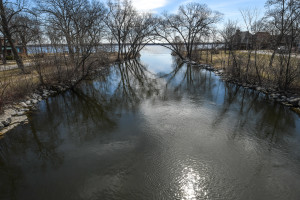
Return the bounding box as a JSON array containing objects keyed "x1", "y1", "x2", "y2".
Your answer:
[{"x1": 1, "y1": 46, "x2": 300, "y2": 200}]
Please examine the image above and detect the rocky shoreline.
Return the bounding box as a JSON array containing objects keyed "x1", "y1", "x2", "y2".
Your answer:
[
  {"x1": 185, "y1": 60, "x2": 300, "y2": 114},
  {"x1": 0, "y1": 64, "x2": 111, "y2": 137},
  {"x1": 0, "y1": 84, "x2": 71, "y2": 137}
]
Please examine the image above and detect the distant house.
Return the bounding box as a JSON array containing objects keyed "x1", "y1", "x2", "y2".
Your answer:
[
  {"x1": 232, "y1": 30, "x2": 253, "y2": 50},
  {"x1": 0, "y1": 37, "x2": 27, "y2": 58},
  {"x1": 253, "y1": 32, "x2": 271, "y2": 49},
  {"x1": 267, "y1": 34, "x2": 300, "y2": 52},
  {"x1": 231, "y1": 30, "x2": 275, "y2": 50}
]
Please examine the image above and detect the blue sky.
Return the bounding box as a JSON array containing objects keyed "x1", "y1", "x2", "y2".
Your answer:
[{"x1": 132, "y1": 0, "x2": 266, "y2": 27}]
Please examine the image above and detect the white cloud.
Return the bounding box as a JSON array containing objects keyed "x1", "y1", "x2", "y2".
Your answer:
[{"x1": 131, "y1": 0, "x2": 168, "y2": 11}]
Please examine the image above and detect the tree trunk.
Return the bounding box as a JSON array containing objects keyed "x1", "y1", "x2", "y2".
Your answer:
[
  {"x1": 21, "y1": 35, "x2": 28, "y2": 56},
  {"x1": 245, "y1": 51, "x2": 251, "y2": 82},
  {"x1": 0, "y1": 0, "x2": 25, "y2": 72},
  {"x1": 0, "y1": 36, "x2": 5, "y2": 64},
  {"x1": 254, "y1": 48, "x2": 261, "y2": 85},
  {"x1": 3, "y1": 36, "x2": 6, "y2": 64}
]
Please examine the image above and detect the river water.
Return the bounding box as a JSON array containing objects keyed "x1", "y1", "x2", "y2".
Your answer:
[{"x1": 1, "y1": 46, "x2": 300, "y2": 200}]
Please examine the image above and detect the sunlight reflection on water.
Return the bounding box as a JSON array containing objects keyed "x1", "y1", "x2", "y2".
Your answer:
[{"x1": 179, "y1": 166, "x2": 209, "y2": 200}]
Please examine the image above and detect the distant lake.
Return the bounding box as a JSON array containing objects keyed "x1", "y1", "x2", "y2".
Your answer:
[{"x1": 26, "y1": 43, "x2": 224, "y2": 54}]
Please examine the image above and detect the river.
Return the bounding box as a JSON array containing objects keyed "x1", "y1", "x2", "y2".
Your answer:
[{"x1": 1, "y1": 46, "x2": 300, "y2": 200}]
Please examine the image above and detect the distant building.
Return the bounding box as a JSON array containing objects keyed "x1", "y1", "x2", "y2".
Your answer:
[
  {"x1": 253, "y1": 32, "x2": 271, "y2": 49},
  {"x1": 232, "y1": 30, "x2": 253, "y2": 50},
  {"x1": 231, "y1": 29, "x2": 300, "y2": 51},
  {"x1": 271, "y1": 34, "x2": 300, "y2": 52},
  {"x1": 0, "y1": 37, "x2": 27, "y2": 58}
]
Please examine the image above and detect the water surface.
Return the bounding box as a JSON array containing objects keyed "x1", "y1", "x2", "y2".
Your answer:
[{"x1": 1, "y1": 46, "x2": 300, "y2": 200}]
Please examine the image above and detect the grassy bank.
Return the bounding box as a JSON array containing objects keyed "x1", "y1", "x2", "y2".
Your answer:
[
  {"x1": 0, "y1": 52, "x2": 118, "y2": 113},
  {"x1": 192, "y1": 50, "x2": 300, "y2": 93}
]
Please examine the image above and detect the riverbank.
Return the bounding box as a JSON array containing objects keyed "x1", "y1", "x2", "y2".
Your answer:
[
  {"x1": 184, "y1": 59, "x2": 300, "y2": 115},
  {"x1": 0, "y1": 53, "x2": 118, "y2": 137},
  {"x1": 191, "y1": 50, "x2": 300, "y2": 91},
  {"x1": 0, "y1": 85, "x2": 68, "y2": 136},
  {"x1": 0, "y1": 71, "x2": 105, "y2": 137}
]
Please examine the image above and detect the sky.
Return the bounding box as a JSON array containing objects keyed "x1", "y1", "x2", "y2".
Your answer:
[{"x1": 131, "y1": 0, "x2": 267, "y2": 28}]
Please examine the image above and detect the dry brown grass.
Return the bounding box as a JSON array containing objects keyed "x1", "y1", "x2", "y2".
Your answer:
[
  {"x1": 192, "y1": 50, "x2": 300, "y2": 90},
  {"x1": 0, "y1": 52, "x2": 118, "y2": 112}
]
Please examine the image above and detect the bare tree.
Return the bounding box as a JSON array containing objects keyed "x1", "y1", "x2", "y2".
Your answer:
[
  {"x1": 0, "y1": 31, "x2": 7, "y2": 64},
  {"x1": 12, "y1": 14, "x2": 40, "y2": 56},
  {"x1": 220, "y1": 20, "x2": 239, "y2": 53},
  {"x1": 36, "y1": 0, "x2": 107, "y2": 85},
  {"x1": 219, "y1": 2, "x2": 300, "y2": 90},
  {"x1": 125, "y1": 12, "x2": 157, "y2": 59},
  {"x1": 155, "y1": 2, "x2": 222, "y2": 60},
  {"x1": 104, "y1": 0, "x2": 155, "y2": 61},
  {"x1": 240, "y1": 8, "x2": 263, "y2": 84},
  {"x1": 0, "y1": 0, "x2": 27, "y2": 72},
  {"x1": 220, "y1": 20, "x2": 240, "y2": 76},
  {"x1": 265, "y1": 0, "x2": 300, "y2": 89}
]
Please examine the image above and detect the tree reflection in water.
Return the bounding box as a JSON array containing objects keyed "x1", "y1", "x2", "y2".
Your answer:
[
  {"x1": 160, "y1": 60, "x2": 298, "y2": 144},
  {"x1": 0, "y1": 56, "x2": 299, "y2": 199}
]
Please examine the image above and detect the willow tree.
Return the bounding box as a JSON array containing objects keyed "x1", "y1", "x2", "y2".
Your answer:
[{"x1": 155, "y1": 2, "x2": 222, "y2": 60}]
